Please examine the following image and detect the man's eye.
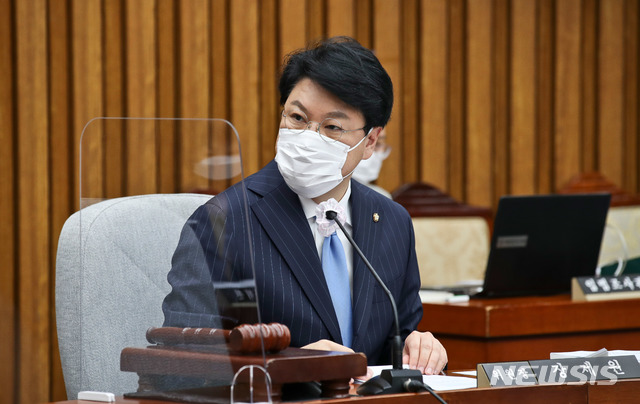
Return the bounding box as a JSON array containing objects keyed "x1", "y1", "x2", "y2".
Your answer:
[
  {"x1": 290, "y1": 113, "x2": 306, "y2": 123},
  {"x1": 324, "y1": 124, "x2": 342, "y2": 132}
]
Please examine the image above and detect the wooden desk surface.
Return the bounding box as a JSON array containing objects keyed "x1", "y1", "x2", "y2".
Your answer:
[
  {"x1": 418, "y1": 294, "x2": 640, "y2": 369},
  {"x1": 420, "y1": 294, "x2": 640, "y2": 337},
  {"x1": 54, "y1": 296, "x2": 640, "y2": 403},
  {"x1": 51, "y1": 378, "x2": 640, "y2": 404}
]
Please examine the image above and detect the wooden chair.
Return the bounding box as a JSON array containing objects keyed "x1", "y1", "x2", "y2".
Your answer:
[
  {"x1": 557, "y1": 172, "x2": 640, "y2": 207},
  {"x1": 392, "y1": 182, "x2": 493, "y2": 225},
  {"x1": 392, "y1": 183, "x2": 492, "y2": 288}
]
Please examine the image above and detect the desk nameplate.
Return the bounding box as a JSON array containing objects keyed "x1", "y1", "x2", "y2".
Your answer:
[
  {"x1": 477, "y1": 361, "x2": 534, "y2": 387},
  {"x1": 477, "y1": 356, "x2": 640, "y2": 388},
  {"x1": 572, "y1": 275, "x2": 640, "y2": 301}
]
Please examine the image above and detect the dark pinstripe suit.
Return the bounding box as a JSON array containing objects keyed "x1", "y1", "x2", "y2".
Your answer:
[{"x1": 162, "y1": 160, "x2": 423, "y2": 365}]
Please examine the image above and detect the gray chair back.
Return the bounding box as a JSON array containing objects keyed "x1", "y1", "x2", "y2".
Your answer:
[{"x1": 55, "y1": 193, "x2": 211, "y2": 399}]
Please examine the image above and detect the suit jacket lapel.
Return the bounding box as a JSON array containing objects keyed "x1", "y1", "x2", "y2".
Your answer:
[
  {"x1": 350, "y1": 183, "x2": 382, "y2": 350},
  {"x1": 248, "y1": 166, "x2": 343, "y2": 343}
]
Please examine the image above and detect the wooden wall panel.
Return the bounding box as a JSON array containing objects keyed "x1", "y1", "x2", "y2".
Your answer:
[
  {"x1": 126, "y1": 0, "x2": 158, "y2": 194},
  {"x1": 179, "y1": 0, "x2": 210, "y2": 192},
  {"x1": 421, "y1": 0, "x2": 449, "y2": 189},
  {"x1": 510, "y1": 0, "x2": 536, "y2": 195},
  {"x1": 582, "y1": 0, "x2": 597, "y2": 172},
  {"x1": 355, "y1": 0, "x2": 373, "y2": 48},
  {"x1": 536, "y1": 0, "x2": 555, "y2": 194},
  {"x1": 157, "y1": 0, "x2": 178, "y2": 193},
  {"x1": 466, "y1": 0, "x2": 493, "y2": 206},
  {"x1": 307, "y1": 0, "x2": 326, "y2": 41},
  {"x1": 0, "y1": 0, "x2": 16, "y2": 402},
  {"x1": 401, "y1": 0, "x2": 420, "y2": 183},
  {"x1": 211, "y1": 0, "x2": 229, "y2": 122},
  {"x1": 231, "y1": 0, "x2": 260, "y2": 175},
  {"x1": 493, "y1": 0, "x2": 509, "y2": 201},
  {"x1": 374, "y1": 0, "x2": 402, "y2": 189},
  {"x1": 280, "y1": 0, "x2": 307, "y2": 58},
  {"x1": 555, "y1": 0, "x2": 582, "y2": 188},
  {"x1": 328, "y1": 0, "x2": 355, "y2": 38},
  {"x1": 259, "y1": 0, "x2": 278, "y2": 167},
  {"x1": 49, "y1": 0, "x2": 73, "y2": 221},
  {"x1": 2, "y1": 1, "x2": 639, "y2": 402},
  {"x1": 623, "y1": 0, "x2": 639, "y2": 192},
  {"x1": 48, "y1": 0, "x2": 72, "y2": 399},
  {"x1": 598, "y1": 0, "x2": 625, "y2": 185},
  {"x1": 448, "y1": 0, "x2": 466, "y2": 200},
  {"x1": 16, "y1": 1, "x2": 50, "y2": 402},
  {"x1": 211, "y1": 0, "x2": 232, "y2": 192},
  {"x1": 104, "y1": 0, "x2": 125, "y2": 199},
  {"x1": 73, "y1": 0, "x2": 104, "y2": 203}
]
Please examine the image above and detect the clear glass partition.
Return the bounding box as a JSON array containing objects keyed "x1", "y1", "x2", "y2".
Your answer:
[
  {"x1": 597, "y1": 222, "x2": 629, "y2": 276},
  {"x1": 74, "y1": 118, "x2": 270, "y2": 402}
]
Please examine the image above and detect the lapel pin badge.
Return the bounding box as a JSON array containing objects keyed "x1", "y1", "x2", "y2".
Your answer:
[{"x1": 373, "y1": 213, "x2": 380, "y2": 223}]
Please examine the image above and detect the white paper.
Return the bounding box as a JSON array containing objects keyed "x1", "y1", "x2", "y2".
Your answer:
[
  {"x1": 422, "y1": 374, "x2": 477, "y2": 391},
  {"x1": 419, "y1": 290, "x2": 454, "y2": 303},
  {"x1": 609, "y1": 350, "x2": 640, "y2": 363},
  {"x1": 366, "y1": 364, "x2": 405, "y2": 378},
  {"x1": 550, "y1": 348, "x2": 640, "y2": 363},
  {"x1": 451, "y1": 370, "x2": 477, "y2": 377},
  {"x1": 550, "y1": 348, "x2": 609, "y2": 359}
]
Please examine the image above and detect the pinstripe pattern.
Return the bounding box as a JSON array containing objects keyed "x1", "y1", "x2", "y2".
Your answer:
[{"x1": 162, "y1": 160, "x2": 423, "y2": 365}]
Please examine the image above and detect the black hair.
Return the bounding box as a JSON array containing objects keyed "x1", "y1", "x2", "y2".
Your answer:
[{"x1": 278, "y1": 36, "x2": 393, "y2": 132}]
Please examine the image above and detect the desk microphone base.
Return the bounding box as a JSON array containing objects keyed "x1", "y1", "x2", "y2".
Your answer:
[{"x1": 357, "y1": 368, "x2": 423, "y2": 395}]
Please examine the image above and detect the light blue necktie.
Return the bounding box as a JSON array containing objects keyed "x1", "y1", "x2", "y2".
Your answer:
[{"x1": 321, "y1": 231, "x2": 353, "y2": 347}]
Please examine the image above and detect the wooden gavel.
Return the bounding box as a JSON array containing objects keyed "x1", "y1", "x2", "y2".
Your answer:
[{"x1": 146, "y1": 323, "x2": 291, "y2": 354}]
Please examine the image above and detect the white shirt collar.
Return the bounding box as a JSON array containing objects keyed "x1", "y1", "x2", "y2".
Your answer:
[
  {"x1": 299, "y1": 182, "x2": 355, "y2": 292},
  {"x1": 298, "y1": 181, "x2": 352, "y2": 226}
]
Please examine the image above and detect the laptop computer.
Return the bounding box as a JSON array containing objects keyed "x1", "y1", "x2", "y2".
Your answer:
[{"x1": 471, "y1": 193, "x2": 611, "y2": 298}]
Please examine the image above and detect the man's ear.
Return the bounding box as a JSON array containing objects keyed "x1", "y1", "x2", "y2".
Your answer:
[{"x1": 362, "y1": 127, "x2": 383, "y2": 159}]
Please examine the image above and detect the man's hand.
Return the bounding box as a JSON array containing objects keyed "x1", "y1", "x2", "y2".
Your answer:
[
  {"x1": 301, "y1": 339, "x2": 355, "y2": 353},
  {"x1": 402, "y1": 331, "x2": 447, "y2": 375},
  {"x1": 302, "y1": 340, "x2": 370, "y2": 381}
]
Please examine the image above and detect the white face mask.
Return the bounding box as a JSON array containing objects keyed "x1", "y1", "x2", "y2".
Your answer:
[
  {"x1": 352, "y1": 148, "x2": 391, "y2": 184},
  {"x1": 275, "y1": 128, "x2": 369, "y2": 199}
]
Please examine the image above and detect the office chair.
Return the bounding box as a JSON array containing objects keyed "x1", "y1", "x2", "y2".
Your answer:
[
  {"x1": 392, "y1": 183, "x2": 492, "y2": 288},
  {"x1": 55, "y1": 193, "x2": 212, "y2": 399}
]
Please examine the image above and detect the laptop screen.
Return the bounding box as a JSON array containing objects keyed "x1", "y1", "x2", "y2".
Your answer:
[{"x1": 477, "y1": 193, "x2": 611, "y2": 298}]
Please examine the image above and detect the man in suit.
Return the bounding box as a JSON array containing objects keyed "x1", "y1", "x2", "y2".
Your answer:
[{"x1": 162, "y1": 36, "x2": 447, "y2": 375}]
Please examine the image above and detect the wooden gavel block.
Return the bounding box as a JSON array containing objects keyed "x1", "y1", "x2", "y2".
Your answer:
[{"x1": 146, "y1": 323, "x2": 291, "y2": 354}]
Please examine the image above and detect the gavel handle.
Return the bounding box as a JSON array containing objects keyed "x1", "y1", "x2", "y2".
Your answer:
[
  {"x1": 146, "y1": 327, "x2": 229, "y2": 346},
  {"x1": 146, "y1": 323, "x2": 291, "y2": 354}
]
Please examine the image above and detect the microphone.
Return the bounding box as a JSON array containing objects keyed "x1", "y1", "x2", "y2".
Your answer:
[
  {"x1": 404, "y1": 380, "x2": 447, "y2": 404},
  {"x1": 325, "y1": 210, "x2": 446, "y2": 402},
  {"x1": 325, "y1": 210, "x2": 403, "y2": 370}
]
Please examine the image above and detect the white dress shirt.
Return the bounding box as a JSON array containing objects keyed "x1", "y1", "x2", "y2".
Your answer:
[{"x1": 298, "y1": 183, "x2": 354, "y2": 295}]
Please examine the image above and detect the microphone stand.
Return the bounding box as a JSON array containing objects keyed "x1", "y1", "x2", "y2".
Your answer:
[{"x1": 325, "y1": 211, "x2": 446, "y2": 403}]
